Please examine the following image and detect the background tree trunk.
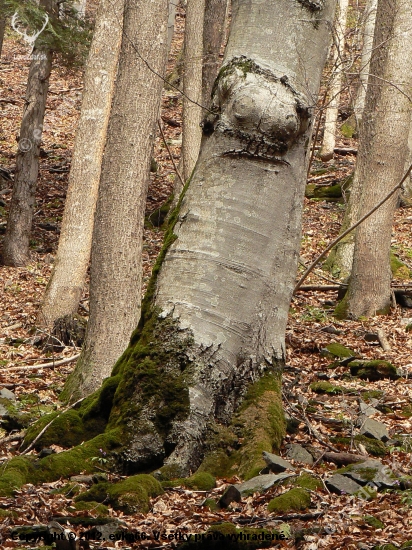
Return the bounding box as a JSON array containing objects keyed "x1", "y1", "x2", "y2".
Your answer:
[
  {"x1": 1, "y1": 0, "x2": 55, "y2": 266},
  {"x1": 353, "y1": 0, "x2": 377, "y2": 129},
  {"x1": 167, "y1": 0, "x2": 177, "y2": 53},
  {"x1": 60, "y1": 0, "x2": 169, "y2": 401},
  {"x1": 202, "y1": 0, "x2": 227, "y2": 109},
  {"x1": 0, "y1": 15, "x2": 6, "y2": 58},
  {"x1": 37, "y1": 0, "x2": 124, "y2": 329},
  {"x1": 341, "y1": 0, "x2": 412, "y2": 318},
  {"x1": 319, "y1": 0, "x2": 349, "y2": 161},
  {"x1": 180, "y1": 0, "x2": 205, "y2": 182}
]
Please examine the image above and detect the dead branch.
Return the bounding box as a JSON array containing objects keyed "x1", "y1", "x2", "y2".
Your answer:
[{"x1": 1, "y1": 354, "x2": 80, "y2": 372}]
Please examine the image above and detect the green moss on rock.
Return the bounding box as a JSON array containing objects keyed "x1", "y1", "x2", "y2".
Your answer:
[
  {"x1": 267, "y1": 488, "x2": 311, "y2": 513},
  {"x1": 310, "y1": 381, "x2": 351, "y2": 395},
  {"x1": 354, "y1": 435, "x2": 387, "y2": 457},
  {"x1": 292, "y1": 474, "x2": 322, "y2": 491},
  {"x1": 73, "y1": 501, "x2": 109, "y2": 515},
  {"x1": 391, "y1": 251, "x2": 412, "y2": 279},
  {"x1": 324, "y1": 343, "x2": 355, "y2": 358},
  {"x1": 162, "y1": 472, "x2": 216, "y2": 491},
  {"x1": 349, "y1": 360, "x2": 400, "y2": 381},
  {"x1": 75, "y1": 474, "x2": 163, "y2": 514},
  {"x1": 313, "y1": 184, "x2": 342, "y2": 200}
]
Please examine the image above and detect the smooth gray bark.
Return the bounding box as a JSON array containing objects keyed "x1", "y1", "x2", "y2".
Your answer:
[{"x1": 123, "y1": 0, "x2": 336, "y2": 473}]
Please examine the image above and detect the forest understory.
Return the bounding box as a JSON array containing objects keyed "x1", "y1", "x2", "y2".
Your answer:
[{"x1": 1, "y1": 6, "x2": 412, "y2": 550}]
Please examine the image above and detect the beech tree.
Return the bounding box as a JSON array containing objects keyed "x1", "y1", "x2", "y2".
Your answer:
[
  {"x1": 7, "y1": 0, "x2": 336, "y2": 486},
  {"x1": 37, "y1": 0, "x2": 124, "y2": 329},
  {"x1": 337, "y1": 0, "x2": 412, "y2": 318},
  {"x1": 60, "y1": 0, "x2": 170, "y2": 400}
]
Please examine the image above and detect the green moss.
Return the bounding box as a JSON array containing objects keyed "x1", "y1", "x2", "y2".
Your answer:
[
  {"x1": 391, "y1": 251, "x2": 412, "y2": 279},
  {"x1": 305, "y1": 184, "x2": 316, "y2": 198},
  {"x1": 310, "y1": 381, "x2": 351, "y2": 395},
  {"x1": 0, "y1": 456, "x2": 34, "y2": 496},
  {"x1": 363, "y1": 515, "x2": 384, "y2": 529},
  {"x1": 73, "y1": 501, "x2": 109, "y2": 515},
  {"x1": 334, "y1": 293, "x2": 349, "y2": 319},
  {"x1": 401, "y1": 404, "x2": 412, "y2": 418},
  {"x1": 372, "y1": 544, "x2": 397, "y2": 550},
  {"x1": 324, "y1": 343, "x2": 354, "y2": 358},
  {"x1": 313, "y1": 184, "x2": 342, "y2": 199},
  {"x1": 76, "y1": 474, "x2": 163, "y2": 514},
  {"x1": 202, "y1": 498, "x2": 219, "y2": 511},
  {"x1": 335, "y1": 465, "x2": 378, "y2": 483},
  {"x1": 361, "y1": 390, "x2": 384, "y2": 401},
  {"x1": 292, "y1": 474, "x2": 322, "y2": 491},
  {"x1": 0, "y1": 508, "x2": 18, "y2": 518},
  {"x1": 162, "y1": 472, "x2": 216, "y2": 491},
  {"x1": 354, "y1": 435, "x2": 387, "y2": 457},
  {"x1": 349, "y1": 360, "x2": 399, "y2": 381},
  {"x1": 197, "y1": 371, "x2": 285, "y2": 480},
  {"x1": 267, "y1": 488, "x2": 311, "y2": 513}
]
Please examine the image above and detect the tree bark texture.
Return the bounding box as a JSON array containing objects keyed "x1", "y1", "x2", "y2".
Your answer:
[
  {"x1": 37, "y1": 0, "x2": 124, "y2": 329},
  {"x1": 343, "y1": 0, "x2": 412, "y2": 318},
  {"x1": 181, "y1": 0, "x2": 205, "y2": 182},
  {"x1": 2, "y1": 1, "x2": 54, "y2": 267},
  {"x1": 202, "y1": 0, "x2": 227, "y2": 110},
  {"x1": 25, "y1": 0, "x2": 335, "y2": 481},
  {"x1": 60, "y1": 0, "x2": 169, "y2": 401},
  {"x1": 319, "y1": 0, "x2": 349, "y2": 161},
  {"x1": 353, "y1": 0, "x2": 377, "y2": 128},
  {"x1": 0, "y1": 15, "x2": 6, "y2": 57}
]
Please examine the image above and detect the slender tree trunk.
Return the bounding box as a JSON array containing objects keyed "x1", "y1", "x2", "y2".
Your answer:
[
  {"x1": 0, "y1": 16, "x2": 6, "y2": 58},
  {"x1": 202, "y1": 0, "x2": 227, "y2": 109},
  {"x1": 167, "y1": 0, "x2": 177, "y2": 53},
  {"x1": 1, "y1": 1, "x2": 54, "y2": 267},
  {"x1": 341, "y1": 0, "x2": 412, "y2": 318},
  {"x1": 319, "y1": 0, "x2": 349, "y2": 161},
  {"x1": 180, "y1": 0, "x2": 205, "y2": 182},
  {"x1": 60, "y1": 0, "x2": 169, "y2": 401},
  {"x1": 353, "y1": 0, "x2": 377, "y2": 128},
  {"x1": 37, "y1": 0, "x2": 124, "y2": 329}
]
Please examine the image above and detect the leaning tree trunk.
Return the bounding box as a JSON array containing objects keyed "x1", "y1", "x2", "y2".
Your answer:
[
  {"x1": 20, "y1": 0, "x2": 335, "y2": 485},
  {"x1": 180, "y1": 0, "x2": 205, "y2": 183},
  {"x1": 0, "y1": 15, "x2": 6, "y2": 58},
  {"x1": 319, "y1": 0, "x2": 349, "y2": 161},
  {"x1": 37, "y1": 0, "x2": 124, "y2": 329},
  {"x1": 340, "y1": 0, "x2": 412, "y2": 319},
  {"x1": 202, "y1": 0, "x2": 227, "y2": 109},
  {"x1": 1, "y1": 2, "x2": 54, "y2": 267},
  {"x1": 60, "y1": 0, "x2": 169, "y2": 401}
]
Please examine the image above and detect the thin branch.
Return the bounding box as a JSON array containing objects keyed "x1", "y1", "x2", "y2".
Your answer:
[
  {"x1": 1, "y1": 354, "x2": 80, "y2": 372},
  {"x1": 157, "y1": 119, "x2": 185, "y2": 189},
  {"x1": 21, "y1": 396, "x2": 85, "y2": 454},
  {"x1": 294, "y1": 162, "x2": 412, "y2": 293}
]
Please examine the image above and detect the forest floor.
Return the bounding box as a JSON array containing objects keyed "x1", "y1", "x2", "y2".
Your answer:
[{"x1": 1, "y1": 7, "x2": 412, "y2": 550}]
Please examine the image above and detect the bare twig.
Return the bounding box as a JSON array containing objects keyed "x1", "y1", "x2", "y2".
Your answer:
[
  {"x1": 294, "y1": 162, "x2": 412, "y2": 293},
  {"x1": 157, "y1": 119, "x2": 185, "y2": 189},
  {"x1": 1, "y1": 354, "x2": 80, "y2": 372}
]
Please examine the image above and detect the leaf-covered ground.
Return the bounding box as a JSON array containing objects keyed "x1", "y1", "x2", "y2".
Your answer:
[{"x1": 1, "y1": 4, "x2": 412, "y2": 549}]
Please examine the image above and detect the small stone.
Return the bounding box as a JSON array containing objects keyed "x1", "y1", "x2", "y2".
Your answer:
[
  {"x1": 359, "y1": 401, "x2": 379, "y2": 417},
  {"x1": 342, "y1": 459, "x2": 398, "y2": 489},
  {"x1": 235, "y1": 473, "x2": 295, "y2": 496},
  {"x1": 0, "y1": 388, "x2": 16, "y2": 401},
  {"x1": 219, "y1": 485, "x2": 241, "y2": 508},
  {"x1": 360, "y1": 418, "x2": 389, "y2": 442},
  {"x1": 286, "y1": 444, "x2": 314, "y2": 465},
  {"x1": 38, "y1": 448, "x2": 56, "y2": 459},
  {"x1": 325, "y1": 474, "x2": 363, "y2": 495},
  {"x1": 262, "y1": 452, "x2": 295, "y2": 472},
  {"x1": 70, "y1": 474, "x2": 94, "y2": 484}
]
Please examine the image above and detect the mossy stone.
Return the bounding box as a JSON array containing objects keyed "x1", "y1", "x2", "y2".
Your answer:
[
  {"x1": 354, "y1": 435, "x2": 387, "y2": 457},
  {"x1": 73, "y1": 501, "x2": 109, "y2": 515},
  {"x1": 162, "y1": 472, "x2": 216, "y2": 491},
  {"x1": 310, "y1": 381, "x2": 351, "y2": 395},
  {"x1": 349, "y1": 360, "x2": 400, "y2": 381},
  {"x1": 313, "y1": 184, "x2": 342, "y2": 200},
  {"x1": 267, "y1": 488, "x2": 311, "y2": 513},
  {"x1": 201, "y1": 498, "x2": 219, "y2": 511},
  {"x1": 391, "y1": 251, "x2": 412, "y2": 279},
  {"x1": 324, "y1": 343, "x2": 354, "y2": 358},
  {"x1": 292, "y1": 474, "x2": 322, "y2": 491}
]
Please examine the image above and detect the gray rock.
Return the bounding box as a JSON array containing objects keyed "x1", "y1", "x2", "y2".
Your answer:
[
  {"x1": 360, "y1": 418, "x2": 389, "y2": 442},
  {"x1": 235, "y1": 473, "x2": 296, "y2": 496},
  {"x1": 70, "y1": 474, "x2": 94, "y2": 484},
  {"x1": 219, "y1": 485, "x2": 241, "y2": 508},
  {"x1": 325, "y1": 474, "x2": 363, "y2": 495},
  {"x1": 0, "y1": 403, "x2": 8, "y2": 416},
  {"x1": 359, "y1": 401, "x2": 379, "y2": 416},
  {"x1": 0, "y1": 388, "x2": 16, "y2": 401},
  {"x1": 342, "y1": 459, "x2": 398, "y2": 489},
  {"x1": 285, "y1": 444, "x2": 314, "y2": 465},
  {"x1": 262, "y1": 451, "x2": 295, "y2": 472}
]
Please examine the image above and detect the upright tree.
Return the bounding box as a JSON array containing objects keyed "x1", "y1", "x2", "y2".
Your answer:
[
  {"x1": 319, "y1": 0, "x2": 349, "y2": 161},
  {"x1": 2, "y1": 0, "x2": 55, "y2": 266},
  {"x1": 61, "y1": 0, "x2": 170, "y2": 400},
  {"x1": 339, "y1": 0, "x2": 412, "y2": 318},
  {"x1": 37, "y1": 0, "x2": 124, "y2": 329},
  {"x1": 202, "y1": 0, "x2": 227, "y2": 109},
  {"x1": 180, "y1": 0, "x2": 205, "y2": 182}
]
